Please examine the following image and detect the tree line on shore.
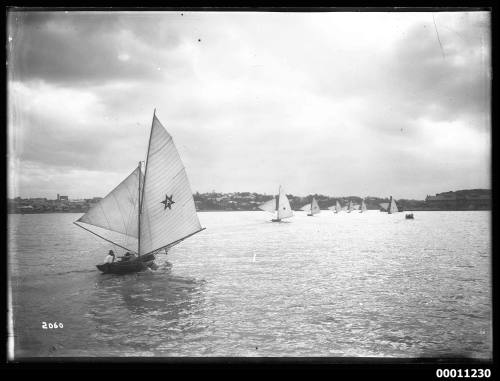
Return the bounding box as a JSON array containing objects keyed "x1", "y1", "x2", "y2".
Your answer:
[{"x1": 8, "y1": 188, "x2": 490, "y2": 214}]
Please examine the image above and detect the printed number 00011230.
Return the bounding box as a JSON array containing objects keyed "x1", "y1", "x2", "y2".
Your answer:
[{"x1": 436, "y1": 369, "x2": 491, "y2": 378}]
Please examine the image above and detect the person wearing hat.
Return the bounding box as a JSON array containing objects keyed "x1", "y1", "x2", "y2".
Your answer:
[{"x1": 104, "y1": 250, "x2": 115, "y2": 264}]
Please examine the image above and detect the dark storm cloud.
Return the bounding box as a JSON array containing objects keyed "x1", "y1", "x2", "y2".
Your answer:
[
  {"x1": 8, "y1": 11, "x2": 191, "y2": 85},
  {"x1": 387, "y1": 19, "x2": 490, "y2": 125}
]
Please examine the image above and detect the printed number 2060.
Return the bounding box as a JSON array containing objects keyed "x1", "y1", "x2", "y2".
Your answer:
[{"x1": 42, "y1": 322, "x2": 63, "y2": 329}]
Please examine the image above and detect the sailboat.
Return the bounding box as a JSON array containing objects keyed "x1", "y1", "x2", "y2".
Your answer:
[
  {"x1": 258, "y1": 186, "x2": 293, "y2": 222},
  {"x1": 301, "y1": 197, "x2": 321, "y2": 216},
  {"x1": 387, "y1": 196, "x2": 399, "y2": 214},
  {"x1": 347, "y1": 200, "x2": 354, "y2": 213},
  {"x1": 328, "y1": 200, "x2": 342, "y2": 213},
  {"x1": 74, "y1": 111, "x2": 205, "y2": 274},
  {"x1": 359, "y1": 200, "x2": 367, "y2": 213},
  {"x1": 379, "y1": 202, "x2": 389, "y2": 212}
]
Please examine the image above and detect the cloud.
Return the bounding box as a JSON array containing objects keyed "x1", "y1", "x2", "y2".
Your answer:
[
  {"x1": 8, "y1": 11, "x2": 192, "y2": 85},
  {"x1": 386, "y1": 16, "x2": 490, "y2": 125},
  {"x1": 7, "y1": 11, "x2": 491, "y2": 199}
]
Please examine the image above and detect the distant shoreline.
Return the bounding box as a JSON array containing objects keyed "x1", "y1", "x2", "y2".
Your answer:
[{"x1": 8, "y1": 209, "x2": 491, "y2": 215}]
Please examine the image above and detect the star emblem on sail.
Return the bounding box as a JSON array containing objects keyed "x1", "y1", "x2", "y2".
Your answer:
[
  {"x1": 161, "y1": 194, "x2": 175, "y2": 210},
  {"x1": 74, "y1": 112, "x2": 205, "y2": 256}
]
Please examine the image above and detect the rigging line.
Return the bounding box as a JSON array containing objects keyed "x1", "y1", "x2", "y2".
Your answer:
[
  {"x1": 432, "y1": 14, "x2": 446, "y2": 60},
  {"x1": 98, "y1": 201, "x2": 112, "y2": 231},
  {"x1": 142, "y1": 227, "x2": 206, "y2": 257},
  {"x1": 123, "y1": 181, "x2": 137, "y2": 237},
  {"x1": 140, "y1": 113, "x2": 156, "y2": 216},
  {"x1": 111, "y1": 190, "x2": 128, "y2": 236},
  {"x1": 123, "y1": 170, "x2": 138, "y2": 234},
  {"x1": 73, "y1": 222, "x2": 136, "y2": 253}
]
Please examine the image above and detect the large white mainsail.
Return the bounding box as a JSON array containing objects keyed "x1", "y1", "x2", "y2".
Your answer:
[
  {"x1": 75, "y1": 167, "x2": 142, "y2": 250},
  {"x1": 388, "y1": 196, "x2": 399, "y2": 214},
  {"x1": 139, "y1": 114, "x2": 203, "y2": 255},
  {"x1": 277, "y1": 187, "x2": 293, "y2": 219}
]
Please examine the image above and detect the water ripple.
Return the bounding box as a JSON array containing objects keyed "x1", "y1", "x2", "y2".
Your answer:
[{"x1": 9, "y1": 211, "x2": 491, "y2": 358}]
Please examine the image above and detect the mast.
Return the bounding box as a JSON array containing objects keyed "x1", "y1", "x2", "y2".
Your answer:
[
  {"x1": 137, "y1": 161, "x2": 142, "y2": 257},
  {"x1": 276, "y1": 185, "x2": 280, "y2": 220},
  {"x1": 139, "y1": 109, "x2": 156, "y2": 255}
]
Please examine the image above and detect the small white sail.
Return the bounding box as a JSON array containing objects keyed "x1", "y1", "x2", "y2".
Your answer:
[
  {"x1": 360, "y1": 200, "x2": 367, "y2": 212},
  {"x1": 327, "y1": 200, "x2": 339, "y2": 211},
  {"x1": 311, "y1": 197, "x2": 321, "y2": 214},
  {"x1": 388, "y1": 196, "x2": 399, "y2": 214},
  {"x1": 348, "y1": 201, "x2": 354, "y2": 212},
  {"x1": 259, "y1": 197, "x2": 276, "y2": 213},
  {"x1": 277, "y1": 187, "x2": 293, "y2": 219},
  {"x1": 301, "y1": 203, "x2": 311, "y2": 212},
  {"x1": 139, "y1": 115, "x2": 203, "y2": 255},
  {"x1": 379, "y1": 202, "x2": 389, "y2": 211},
  {"x1": 77, "y1": 167, "x2": 141, "y2": 239},
  {"x1": 335, "y1": 201, "x2": 341, "y2": 213}
]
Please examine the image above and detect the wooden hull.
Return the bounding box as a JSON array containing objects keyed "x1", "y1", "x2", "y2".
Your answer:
[
  {"x1": 97, "y1": 253, "x2": 156, "y2": 275},
  {"x1": 271, "y1": 218, "x2": 282, "y2": 222}
]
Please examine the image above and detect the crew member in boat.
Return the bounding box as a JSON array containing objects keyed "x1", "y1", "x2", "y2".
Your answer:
[
  {"x1": 104, "y1": 250, "x2": 115, "y2": 264},
  {"x1": 120, "y1": 251, "x2": 137, "y2": 262}
]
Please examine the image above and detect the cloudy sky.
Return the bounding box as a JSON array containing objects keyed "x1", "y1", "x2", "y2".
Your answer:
[{"x1": 7, "y1": 10, "x2": 490, "y2": 200}]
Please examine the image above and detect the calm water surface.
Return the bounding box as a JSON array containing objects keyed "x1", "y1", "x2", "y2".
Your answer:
[{"x1": 8, "y1": 211, "x2": 491, "y2": 358}]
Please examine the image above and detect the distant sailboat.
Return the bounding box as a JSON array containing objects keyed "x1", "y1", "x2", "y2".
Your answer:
[
  {"x1": 258, "y1": 186, "x2": 293, "y2": 222},
  {"x1": 359, "y1": 200, "x2": 367, "y2": 213},
  {"x1": 347, "y1": 200, "x2": 354, "y2": 213},
  {"x1": 387, "y1": 196, "x2": 400, "y2": 214},
  {"x1": 301, "y1": 197, "x2": 321, "y2": 216},
  {"x1": 336, "y1": 200, "x2": 341, "y2": 213},
  {"x1": 74, "y1": 110, "x2": 205, "y2": 274},
  {"x1": 379, "y1": 202, "x2": 389, "y2": 212},
  {"x1": 328, "y1": 200, "x2": 342, "y2": 213}
]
